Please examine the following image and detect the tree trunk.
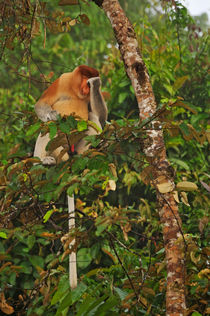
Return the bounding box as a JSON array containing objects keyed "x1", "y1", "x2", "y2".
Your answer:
[{"x1": 94, "y1": 0, "x2": 186, "y2": 314}]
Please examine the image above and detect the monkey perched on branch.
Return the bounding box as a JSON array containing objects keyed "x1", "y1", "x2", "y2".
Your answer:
[{"x1": 33, "y1": 65, "x2": 108, "y2": 289}]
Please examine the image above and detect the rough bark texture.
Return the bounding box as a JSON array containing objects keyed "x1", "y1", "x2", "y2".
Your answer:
[{"x1": 95, "y1": 0, "x2": 186, "y2": 315}]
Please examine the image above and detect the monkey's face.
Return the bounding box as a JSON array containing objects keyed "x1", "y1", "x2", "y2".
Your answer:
[
  {"x1": 70, "y1": 71, "x2": 90, "y2": 100},
  {"x1": 71, "y1": 65, "x2": 99, "y2": 100},
  {"x1": 80, "y1": 76, "x2": 90, "y2": 96}
]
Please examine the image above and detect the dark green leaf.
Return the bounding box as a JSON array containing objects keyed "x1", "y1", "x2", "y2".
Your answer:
[
  {"x1": 77, "y1": 248, "x2": 92, "y2": 269},
  {"x1": 49, "y1": 122, "x2": 57, "y2": 140},
  {"x1": 26, "y1": 122, "x2": 41, "y2": 136}
]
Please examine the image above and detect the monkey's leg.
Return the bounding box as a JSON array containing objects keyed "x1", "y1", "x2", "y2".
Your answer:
[
  {"x1": 34, "y1": 132, "x2": 70, "y2": 164},
  {"x1": 34, "y1": 133, "x2": 56, "y2": 165}
]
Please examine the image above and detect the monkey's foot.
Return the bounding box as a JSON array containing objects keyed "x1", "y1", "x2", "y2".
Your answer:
[{"x1": 42, "y1": 156, "x2": 56, "y2": 165}]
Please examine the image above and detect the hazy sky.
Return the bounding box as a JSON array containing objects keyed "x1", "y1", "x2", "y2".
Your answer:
[{"x1": 180, "y1": 0, "x2": 210, "y2": 18}]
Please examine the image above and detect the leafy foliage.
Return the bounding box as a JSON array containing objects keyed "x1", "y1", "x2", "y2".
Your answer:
[{"x1": 0, "y1": 0, "x2": 209, "y2": 315}]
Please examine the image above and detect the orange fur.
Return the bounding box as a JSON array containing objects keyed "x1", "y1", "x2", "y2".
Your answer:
[{"x1": 35, "y1": 65, "x2": 100, "y2": 121}]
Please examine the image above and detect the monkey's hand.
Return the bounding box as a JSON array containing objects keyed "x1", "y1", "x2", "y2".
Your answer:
[
  {"x1": 35, "y1": 103, "x2": 58, "y2": 122},
  {"x1": 87, "y1": 77, "x2": 101, "y2": 90},
  {"x1": 46, "y1": 110, "x2": 58, "y2": 122}
]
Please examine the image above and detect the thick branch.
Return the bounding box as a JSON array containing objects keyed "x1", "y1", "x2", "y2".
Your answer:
[{"x1": 97, "y1": 0, "x2": 186, "y2": 314}]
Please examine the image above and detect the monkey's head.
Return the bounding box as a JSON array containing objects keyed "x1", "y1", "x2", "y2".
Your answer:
[{"x1": 72, "y1": 65, "x2": 99, "y2": 99}]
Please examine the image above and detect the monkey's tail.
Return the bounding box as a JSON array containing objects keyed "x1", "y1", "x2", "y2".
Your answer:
[{"x1": 68, "y1": 195, "x2": 77, "y2": 289}]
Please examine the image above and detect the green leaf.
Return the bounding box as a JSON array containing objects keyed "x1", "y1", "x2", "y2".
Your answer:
[
  {"x1": 43, "y1": 209, "x2": 54, "y2": 223},
  {"x1": 96, "y1": 295, "x2": 119, "y2": 314},
  {"x1": 9, "y1": 272, "x2": 16, "y2": 285},
  {"x1": 77, "y1": 248, "x2": 92, "y2": 269},
  {"x1": 51, "y1": 289, "x2": 68, "y2": 306},
  {"x1": 71, "y1": 282, "x2": 87, "y2": 304},
  {"x1": 118, "y1": 92, "x2": 128, "y2": 103},
  {"x1": 114, "y1": 287, "x2": 128, "y2": 301},
  {"x1": 20, "y1": 262, "x2": 32, "y2": 274},
  {"x1": 72, "y1": 157, "x2": 88, "y2": 173},
  {"x1": 156, "y1": 248, "x2": 165, "y2": 255},
  {"x1": 179, "y1": 122, "x2": 190, "y2": 137},
  {"x1": 192, "y1": 313, "x2": 202, "y2": 316},
  {"x1": 60, "y1": 116, "x2": 77, "y2": 131},
  {"x1": 26, "y1": 122, "x2": 41, "y2": 136},
  {"x1": 0, "y1": 232, "x2": 7, "y2": 239},
  {"x1": 76, "y1": 295, "x2": 96, "y2": 316},
  {"x1": 77, "y1": 120, "x2": 87, "y2": 131},
  {"x1": 55, "y1": 283, "x2": 87, "y2": 315},
  {"x1": 51, "y1": 275, "x2": 69, "y2": 305},
  {"x1": 55, "y1": 292, "x2": 71, "y2": 316},
  {"x1": 95, "y1": 222, "x2": 109, "y2": 236},
  {"x1": 49, "y1": 122, "x2": 57, "y2": 140},
  {"x1": 29, "y1": 255, "x2": 44, "y2": 269},
  {"x1": 85, "y1": 135, "x2": 100, "y2": 148},
  {"x1": 67, "y1": 183, "x2": 79, "y2": 196},
  {"x1": 60, "y1": 121, "x2": 70, "y2": 133},
  {"x1": 170, "y1": 158, "x2": 190, "y2": 171},
  {"x1": 119, "y1": 80, "x2": 128, "y2": 88},
  {"x1": 76, "y1": 294, "x2": 109, "y2": 316},
  {"x1": 164, "y1": 84, "x2": 174, "y2": 96},
  {"x1": 27, "y1": 235, "x2": 36, "y2": 250}
]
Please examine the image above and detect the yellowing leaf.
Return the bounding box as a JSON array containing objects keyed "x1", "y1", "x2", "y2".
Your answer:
[
  {"x1": 0, "y1": 293, "x2": 14, "y2": 315},
  {"x1": 8, "y1": 144, "x2": 20, "y2": 156},
  {"x1": 176, "y1": 181, "x2": 198, "y2": 191},
  {"x1": 172, "y1": 190, "x2": 180, "y2": 203},
  {"x1": 108, "y1": 180, "x2": 116, "y2": 191},
  {"x1": 190, "y1": 251, "x2": 201, "y2": 264},
  {"x1": 156, "y1": 181, "x2": 174, "y2": 193},
  {"x1": 200, "y1": 180, "x2": 210, "y2": 193},
  {"x1": 206, "y1": 130, "x2": 210, "y2": 143},
  {"x1": 180, "y1": 191, "x2": 190, "y2": 206},
  {"x1": 199, "y1": 216, "x2": 209, "y2": 233},
  {"x1": 109, "y1": 163, "x2": 117, "y2": 178},
  {"x1": 40, "y1": 232, "x2": 57, "y2": 238},
  {"x1": 173, "y1": 100, "x2": 197, "y2": 114},
  {"x1": 139, "y1": 295, "x2": 148, "y2": 307},
  {"x1": 157, "y1": 261, "x2": 166, "y2": 274},
  {"x1": 173, "y1": 75, "x2": 189, "y2": 91},
  {"x1": 121, "y1": 222, "x2": 131, "y2": 241},
  {"x1": 198, "y1": 268, "x2": 210, "y2": 279},
  {"x1": 69, "y1": 19, "x2": 77, "y2": 26},
  {"x1": 102, "y1": 248, "x2": 117, "y2": 263}
]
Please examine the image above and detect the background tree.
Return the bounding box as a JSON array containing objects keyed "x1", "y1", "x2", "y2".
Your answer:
[{"x1": 0, "y1": 0, "x2": 209, "y2": 315}]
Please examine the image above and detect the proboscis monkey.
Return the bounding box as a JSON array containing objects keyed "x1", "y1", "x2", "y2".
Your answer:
[{"x1": 33, "y1": 65, "x2": 108, "y2": 289}]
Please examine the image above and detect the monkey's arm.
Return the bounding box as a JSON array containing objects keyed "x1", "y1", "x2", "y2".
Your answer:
[
  {"x1": 87, "y1": 77, "x2": 108, "y2": 127},
  {"x1": 35, "y1": 102, "x2": 58, "y2": 122},
  {"x1": 75, "y1": 77, "x2": 107, "y2": 154}
]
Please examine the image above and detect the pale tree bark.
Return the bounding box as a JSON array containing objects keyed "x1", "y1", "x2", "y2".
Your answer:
[{"x1": 93, "y1": 0, "x2": 186, "y2": 315}]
